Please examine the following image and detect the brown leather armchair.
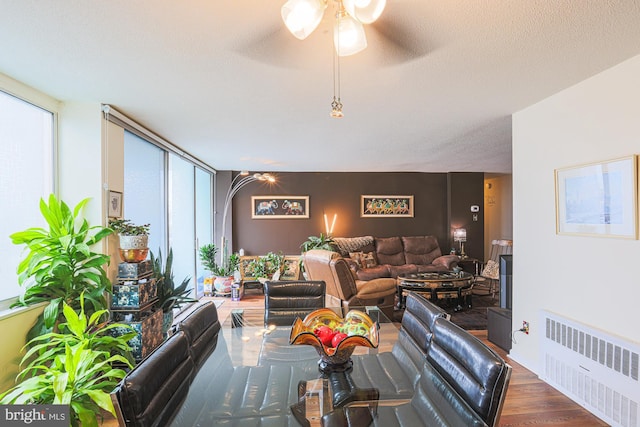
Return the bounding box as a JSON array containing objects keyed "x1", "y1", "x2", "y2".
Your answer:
[{"x1": 302, "y1": 249, "x2": 397, "y2": 319}]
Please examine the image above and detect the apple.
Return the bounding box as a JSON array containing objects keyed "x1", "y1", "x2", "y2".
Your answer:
[
  {"x1": 314, "y1": 325, "x2": 336, "y2": 346},
  {"x1": 331, "y1": 332, "x2": 348, "y2": 348}
]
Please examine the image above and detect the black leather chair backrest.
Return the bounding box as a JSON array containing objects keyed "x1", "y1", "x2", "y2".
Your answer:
[
  {"x1": 392, "y1": 292, "x2": 449, "y2": 379},
  {"x1": 428, "y1": 317, "x2": 512, "y2": 426},
  {"x1": 263, "y1": 280, "x2": 325, "y2": 326},
  {"x1": 176, "y1": 301, "x2": 221, "y2": 369},
  {"x1": 114, "y1": 330, "x2": 195, "y2": 427},
  {"x1": 407, "y1": 361, "x2": 487, "y2": 426}
]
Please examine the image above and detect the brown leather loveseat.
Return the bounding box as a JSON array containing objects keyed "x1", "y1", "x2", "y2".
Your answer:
[{"x1": 333, "y1": 235, "x2": 459, "y2": 281}]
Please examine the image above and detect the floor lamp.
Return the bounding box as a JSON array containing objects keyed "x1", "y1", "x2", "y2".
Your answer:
[{"x1": 220, "y1": 172, "x2": 275, "y2": 264}]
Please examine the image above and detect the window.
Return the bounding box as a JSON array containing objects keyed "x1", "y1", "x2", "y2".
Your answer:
[
  {"x1": 168, "y1": 153, "x2": 196, "y2": 295},
  {"x1": 195, "y1": 168, "x2": 213, "y2": 295},
  {"x1": 0, "y1": 90, "x2": 55, "y2": 306},
  {"x1": 123, "y1": 130, "x2": 214, "y2": 300},
  {"x1": 123, "y1": 131, "x2": 167, "y2": 253}
]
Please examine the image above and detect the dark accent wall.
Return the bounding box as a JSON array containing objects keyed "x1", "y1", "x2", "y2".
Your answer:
[
  {"x1": 229, "y1": 172, "x2": 484, "y2": 258},
  {"x1": 447, "y1": 172, "x2": 485, "y2": 259}
]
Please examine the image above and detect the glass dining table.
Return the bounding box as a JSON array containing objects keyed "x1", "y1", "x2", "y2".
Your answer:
[
  {"x1": 170, "y1": 307, "x2": 486, "y2": 427},
  {"x1": 168, "y1": 306, "x2": 403, "y2": 426}
]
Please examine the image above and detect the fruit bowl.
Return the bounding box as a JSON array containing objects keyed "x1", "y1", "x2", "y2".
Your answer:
[{"x1": 289, "y1": 308, "x2": 379, "y2": 372}]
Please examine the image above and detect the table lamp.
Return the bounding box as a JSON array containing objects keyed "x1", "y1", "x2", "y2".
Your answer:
[{"x1": 453, "y1": 228, "x2": 467, "y2": 258}]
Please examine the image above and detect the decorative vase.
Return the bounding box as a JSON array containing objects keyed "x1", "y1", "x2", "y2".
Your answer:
[
  {"x1": 290, "y1": 308, "x2": 379, "y2": 373},
  {"x1": 162, "y1": 310, "x2": 174, "y2": 338},
  {"x1": 213, "y1": 276, "x2": 233, "y2": 295},
  {"x1": 118, "y1": 234, "x2": 149, "y2": 263}
]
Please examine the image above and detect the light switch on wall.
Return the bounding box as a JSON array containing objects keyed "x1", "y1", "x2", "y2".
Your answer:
[{"x1": 473, "y1": 214, "x2": 478, "y2": 221}]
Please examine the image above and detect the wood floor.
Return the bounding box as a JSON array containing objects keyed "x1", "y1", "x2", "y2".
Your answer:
[{"x1": 212, "y1": 292, "x2": 609, "y2": 427}]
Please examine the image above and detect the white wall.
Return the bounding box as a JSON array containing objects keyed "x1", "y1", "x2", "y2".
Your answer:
[
  {"x1": 511, "y1": 54, "x2": 640, "y2": 373},
  {"x1": 58, "y1": 101, "x2": 104, "y2": 225}
]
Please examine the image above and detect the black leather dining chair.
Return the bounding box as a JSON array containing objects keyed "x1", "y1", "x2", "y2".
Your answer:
[
  {"x1": 111, "y1": 330, "x2": 195, "y2": 427},
  {"x1": 175, "y1": 301, "x2": 221, "y2": 370},
  {"x1": 350, "y1": 292, "x2": 450, "y2": 399},
  {"x1": 427, "y1": 317, "x2": 512, "y2": 426},
  {"x1": 263, "y1": 280, "x2": 326, "y2": 326}
]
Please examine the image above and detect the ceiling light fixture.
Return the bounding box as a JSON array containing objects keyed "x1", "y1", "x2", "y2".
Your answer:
[
  {"x1": 281, "y1": 0, "x2": 384, "y2": 55},
  {"x1": 282, "y1": 0, "x2": 385, "y2": 117}
]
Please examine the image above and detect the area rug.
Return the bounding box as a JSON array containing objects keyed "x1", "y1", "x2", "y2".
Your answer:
[
  {"x1": 393, "y1": 295, "x2": 498, "y2": 331},
  {"x1": 447, "y1": 295, "x2": 498, "y2": 330}
]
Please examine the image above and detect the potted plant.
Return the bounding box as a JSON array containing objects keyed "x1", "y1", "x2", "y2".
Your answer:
[
  {"x1": 199, "y1": 244, "x2": 239, "y2": 295},
  {"x1": 300, "y1": 233, "x2": 336, "y2": 252},
  {"x1": 0, "y1": 293, "x2": 136, "y2": 427},
  {"x1": 300, "y1": 233, "x2": 337, "y2": 278},
  {"x1": 247, "y1": 251, "x2": 285, "y2": 283},
  {"x1": 150, "y1": 247, "x2": 197, "y2": 336},
  {"x1": 108, "y1": 218, "x2": 150, "y2": 263},
  {"x1": 10, "y1": 194, "x2": 113, "y2": 340}
]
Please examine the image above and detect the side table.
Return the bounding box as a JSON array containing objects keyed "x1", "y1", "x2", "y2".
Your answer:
[{"x1": 457, "y1": 257, "x2": 481, "y2": 276}]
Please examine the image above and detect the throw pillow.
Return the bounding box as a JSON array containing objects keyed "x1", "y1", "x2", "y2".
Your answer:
[
  {"x1": 334, "y1": 236, "x2": 375, "y2": 256},
  {"x1": 361, "y1": 252, "x2": 378, "y2": 269},
  {"x1": 481, "y1": 259, "x2": 499, "y2": 280},
  {"x1": 349, "y1": 251, "x2": 364, "y2": 267}
]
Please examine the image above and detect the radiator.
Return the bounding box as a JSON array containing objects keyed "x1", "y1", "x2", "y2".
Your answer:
[{"x1": 540, "y1": 310, "x2": 639, "y2": 427}]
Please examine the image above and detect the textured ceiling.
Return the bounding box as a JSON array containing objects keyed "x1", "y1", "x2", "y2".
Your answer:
[{"x1": 1, "y1": 1, "x2": 640, "y2": 173}]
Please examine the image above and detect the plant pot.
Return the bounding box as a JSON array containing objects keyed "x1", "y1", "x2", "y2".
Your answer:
[
  {"x1": 162, "y1": 311, "x2": 174, "y2": 338},
  {"x1": 118, "y1": 235, "x2": 149, "y2": 263},
  {"x1": 213, "y1": 276, "x2": 233, "y2": 295}
]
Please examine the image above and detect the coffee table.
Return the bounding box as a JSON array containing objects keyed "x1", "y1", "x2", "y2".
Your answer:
[{"x1": 396, "y1": 271, "x2": 473, "y2": 311}]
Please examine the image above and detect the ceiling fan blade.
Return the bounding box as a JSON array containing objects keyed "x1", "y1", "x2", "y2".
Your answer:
[
  {"x1": 234, "y1": 24, "x2": 311, "y2": 69},
  {"x1": 367, "y1": 14, "x2": 433, "y2": 66}
]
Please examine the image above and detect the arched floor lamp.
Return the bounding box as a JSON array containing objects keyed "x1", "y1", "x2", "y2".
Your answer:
[{"x1": 220, "y1": 172, "x2": 275, "y2": 263}]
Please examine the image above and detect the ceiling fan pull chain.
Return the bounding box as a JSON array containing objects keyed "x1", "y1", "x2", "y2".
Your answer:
[{"x1": 331, "y1": 1, "x2": 344, "y2": 118}]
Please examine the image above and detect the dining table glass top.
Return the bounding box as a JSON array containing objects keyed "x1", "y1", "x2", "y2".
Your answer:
[{"x1": 168, "y1": 306, "x2": 401, "y2": 426}]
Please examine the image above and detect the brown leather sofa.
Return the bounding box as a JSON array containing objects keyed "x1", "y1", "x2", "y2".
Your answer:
[
  {"x1": 333, "y1": 235, "x2": 459, "y2": 281},
  {"x1": 302, "y1": 249, "x2": 397, "y2": 319}
]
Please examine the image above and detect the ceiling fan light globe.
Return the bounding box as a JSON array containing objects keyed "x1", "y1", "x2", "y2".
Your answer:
[
  {"x1": 281, "y1": 0, "x2": 326, "y2": 40},
  {"x1": 342, "y1": 0, "x2": 386, "y2": 24},
  {"x1": 334, "y1": 13, "x2": 367, "y2": 56}
]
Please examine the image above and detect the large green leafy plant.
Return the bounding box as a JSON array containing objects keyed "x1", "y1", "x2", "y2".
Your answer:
[
  {"x1": 10, "y1": 194, "x2": 113, "y2": 339},
  {"x1": 151, "y1": 247, "x2": 196, "y2": 313},
  {"x1": 0, "y1": 293, "x2": 136, "y2": 427}
]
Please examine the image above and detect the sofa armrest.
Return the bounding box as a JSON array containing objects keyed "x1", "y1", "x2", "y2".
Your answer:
[{"x1": 432, "y1": 255, "x2": 459, "y2": 270}]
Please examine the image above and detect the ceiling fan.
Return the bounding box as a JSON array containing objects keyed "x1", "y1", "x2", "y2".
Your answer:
[{"x1": 236, "y1": 0, "x2": 431, "y2": 68}]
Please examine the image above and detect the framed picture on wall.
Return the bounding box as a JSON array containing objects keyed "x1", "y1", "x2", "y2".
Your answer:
[
  {"x1": 108, "y1": 191, "x2": 123, "y2": 218},
  {"x1": 555, "y1": 155, "x2": 637, "y2": 239},
  {"x1": 251, "y1": 196, "x2": 309, "y2": 219},
  {"x1": 360, "y1": 195, "x2": 414, "y2": 217}
]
